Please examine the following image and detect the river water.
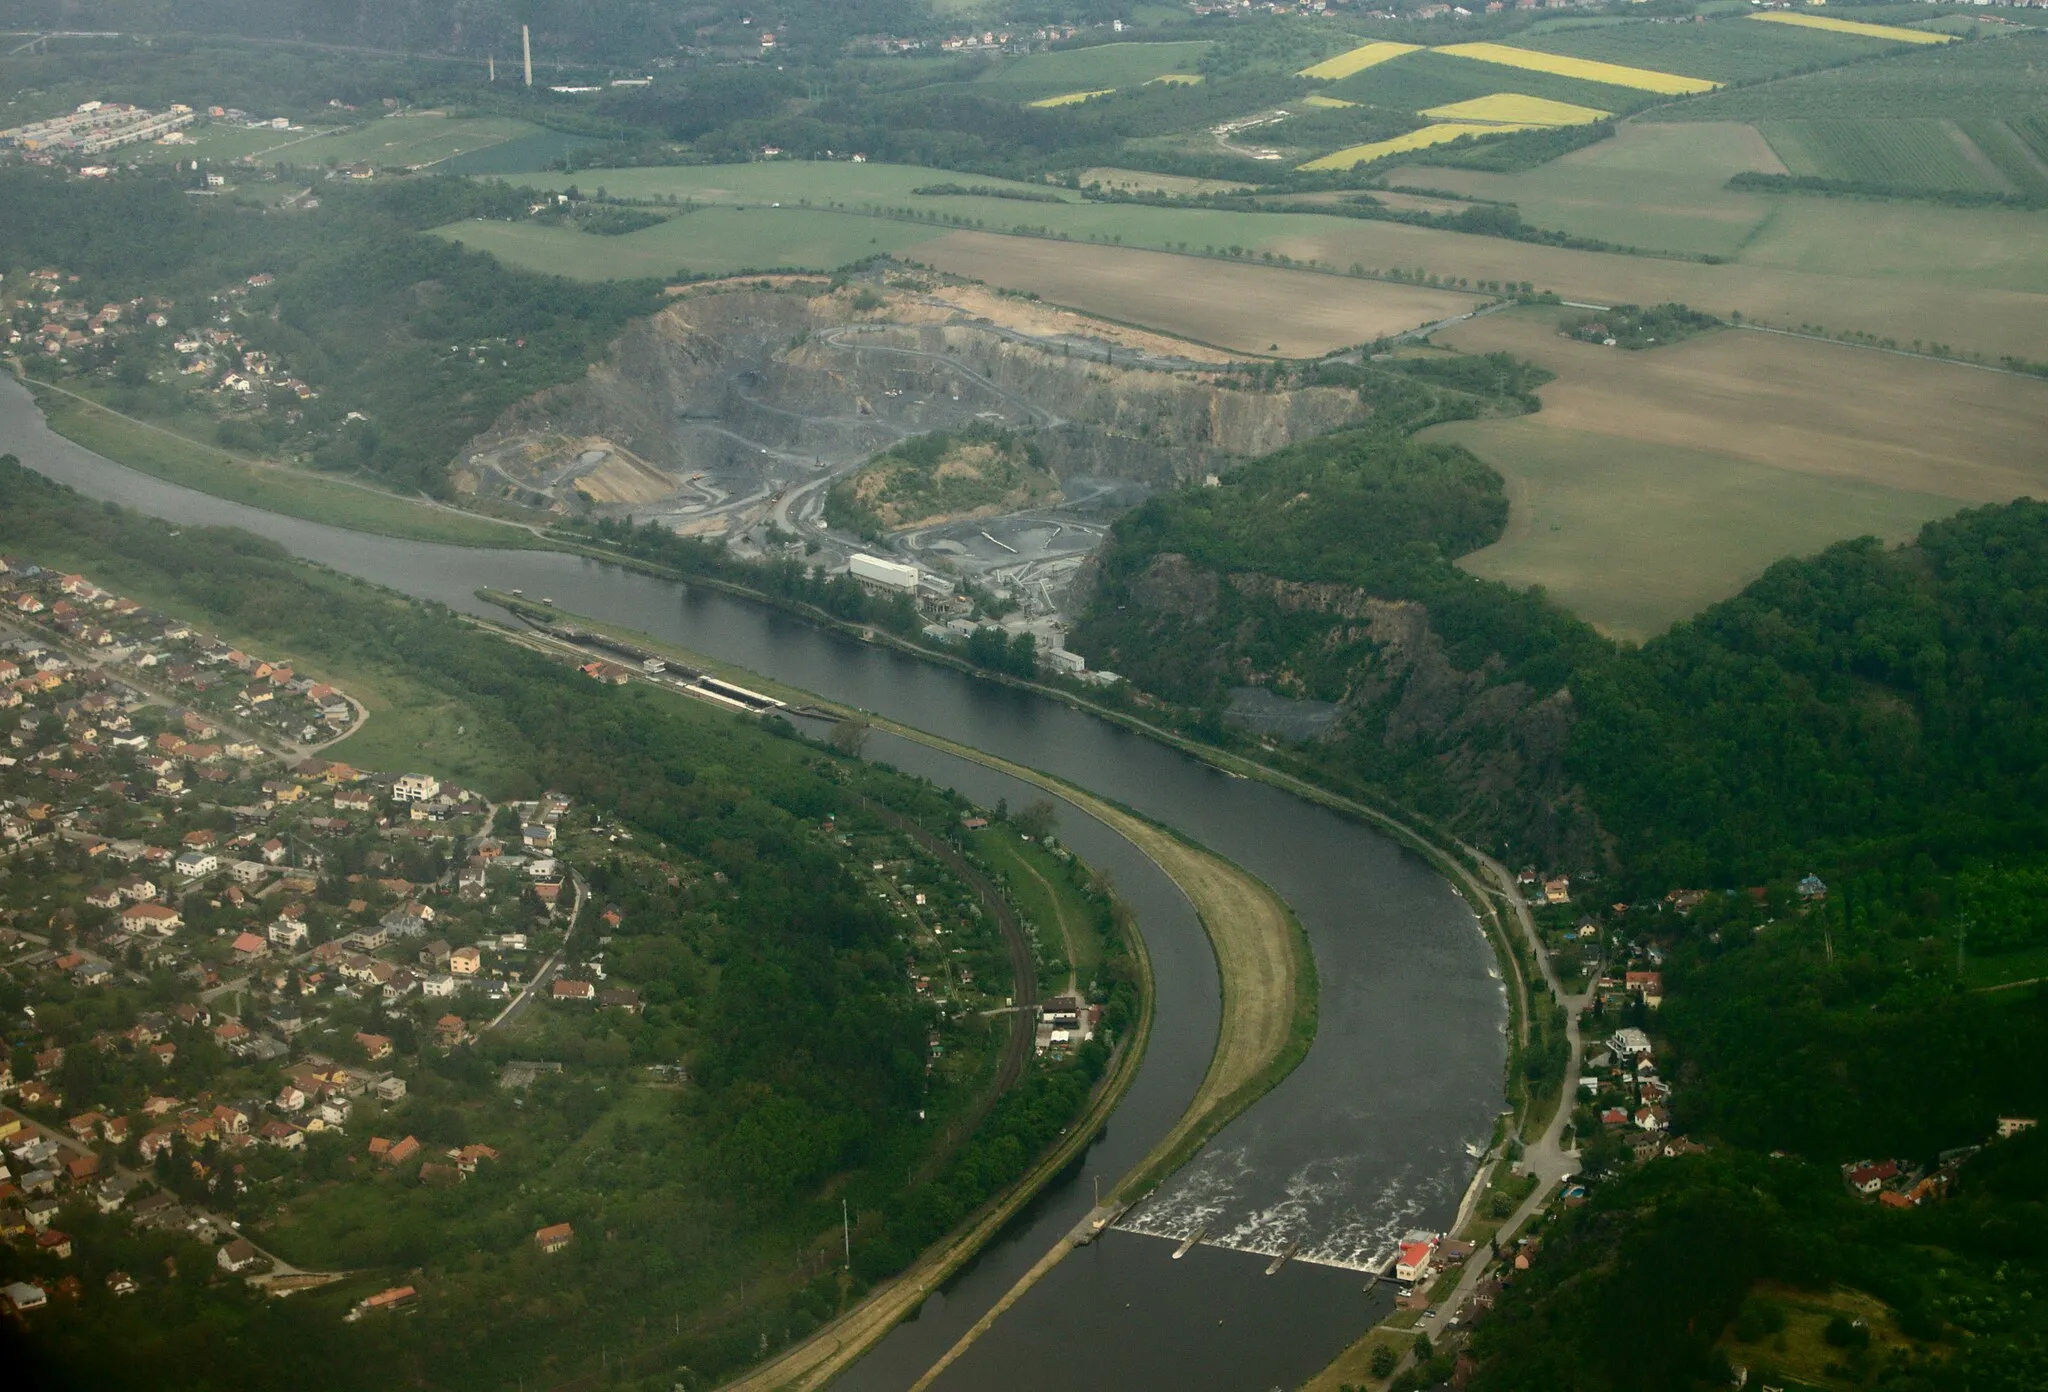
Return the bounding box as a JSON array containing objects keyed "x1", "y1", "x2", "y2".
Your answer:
[{"x1": 1, "y1": 377, "x2": 1507, "y2": 1390}]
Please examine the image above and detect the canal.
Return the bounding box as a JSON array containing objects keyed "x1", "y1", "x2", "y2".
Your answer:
[{"x1": 2, "y1": 376, "x2": 1507, "y2": 1390}]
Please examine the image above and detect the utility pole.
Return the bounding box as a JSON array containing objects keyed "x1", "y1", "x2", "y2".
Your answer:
[{"x1": 843, "y1": 1198, "x2": 851, "y2": 1269}]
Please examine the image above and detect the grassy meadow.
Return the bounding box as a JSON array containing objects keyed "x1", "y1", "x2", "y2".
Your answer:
[
  {"x1": 437, "y1": 205, "x2": 948, "y2": 279},
  {"x1": 298, "y1": 113, "x2": 547, "y2": 169},
  {"x1": 1423, "y1": 307, "x2": 2048, "y2": 636},
  {"x1": 1439, "y1": 417, "x2": 1962, "y2": 640}
]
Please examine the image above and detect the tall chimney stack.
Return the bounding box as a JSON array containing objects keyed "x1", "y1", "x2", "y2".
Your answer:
[
  {"x1": 488, "y1": 54, "x2": 496, "y2": 83},
  {"x1": 522, "y1": 26, "x2": 533, "y2": 87}
]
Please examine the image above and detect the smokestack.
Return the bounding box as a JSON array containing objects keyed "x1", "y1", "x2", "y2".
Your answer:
[
  {"x1": 488, "y1": 54, "x2": 495, "y2": 83},
  {"x1": 522, "y1": 25, "x2": 533, "y2": 87}
]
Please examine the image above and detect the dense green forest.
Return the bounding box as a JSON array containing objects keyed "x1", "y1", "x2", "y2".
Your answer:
[{"x1": 0, "y1": 457, "x2": 1125, "y2": 1390}]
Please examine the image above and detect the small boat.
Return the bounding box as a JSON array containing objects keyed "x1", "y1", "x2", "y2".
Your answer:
[{"x1": 1173, "y1": 1225, "x2": 1206, "y2": 1260}]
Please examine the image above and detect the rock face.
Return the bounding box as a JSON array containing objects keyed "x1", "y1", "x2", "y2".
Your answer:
[
  {"x1": 457, "y1": 284, "x2": 1367, "y2": 526},
  {"x1": 1076, "y1": 556, "x2": 1607, "y2": 867}
]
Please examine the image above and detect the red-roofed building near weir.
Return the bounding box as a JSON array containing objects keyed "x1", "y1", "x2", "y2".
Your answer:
[{"x1": 1395, "y1": 1236, "x2": 1438, "y2": 1283}]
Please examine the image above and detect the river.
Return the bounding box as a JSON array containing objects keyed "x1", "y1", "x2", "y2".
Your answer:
[{"x1": 1, "y1": 376, "x2": 1507, "y2": 1390}]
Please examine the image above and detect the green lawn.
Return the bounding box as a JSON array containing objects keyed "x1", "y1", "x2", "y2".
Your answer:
[
  {"x1": 435, "y1": 204, "x2": 948, "y2": 279},
  {"x1": 31, "y1": 384, "x2": 545, "y2": 549},
  {"x1": 125, "y1": 120, "x2": 340, "y2": 165},
  {"x1": 292, "y1": 113, "x2": 544, "y2": 169},
  {"x1": 970, "y1": 40, "x2": 1213, "y2": 97},
  {"x1": 1434, "y1": 418, "x2": 1963, "y2": 640}
]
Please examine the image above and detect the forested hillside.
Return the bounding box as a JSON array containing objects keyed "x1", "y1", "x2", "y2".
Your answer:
[
  {"x1": 1074, "y1": 385, "x2": 2048, "y2": 1392},
  {"x1": 1, "y1": 169, "x2": 660, "y2": 492}
]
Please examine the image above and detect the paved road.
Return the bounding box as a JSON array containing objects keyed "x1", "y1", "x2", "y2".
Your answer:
[
  {"x1": 483, "y1": 870, "x2": 586, "y2": 1034},
  {"x1": 1433, "y1": 851, "x2": 1590, "y2": 1331}
]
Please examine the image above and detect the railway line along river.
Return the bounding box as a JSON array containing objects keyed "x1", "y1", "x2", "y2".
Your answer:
[{"x1": 1, "y1": 373, "x2": 1508, "y2": 1391}]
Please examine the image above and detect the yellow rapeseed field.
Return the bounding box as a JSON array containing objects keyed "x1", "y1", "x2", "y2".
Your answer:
[
  {"x1": 1749, "y1": 12, "x2": 1954, "y2": 44},
  {"x1": 1421, "y1": 92, "x2": 1610, "y2": 126},
  {"x1": 1298, "y1": 41, "x2": 1421, "y2": 80},
  {"x1": 1435, "y1": 42, "x2": 1720, "y2": 94},
  {"x1": 1028, "y1": 89, "x2": 1116, "y2": 108},
  {"x1": 1303, "y1": 93, "x2": 1358, "y2": 109},
  {"x1": 1299, "y1": 121, "x2": 1537, "y2": 171}
]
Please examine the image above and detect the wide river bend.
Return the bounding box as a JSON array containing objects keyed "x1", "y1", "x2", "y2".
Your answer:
[{"x1": 1, "y1": 377, "x2": 1506, "y2": 1390}]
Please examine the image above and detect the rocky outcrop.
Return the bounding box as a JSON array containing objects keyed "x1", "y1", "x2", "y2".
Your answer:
[{"x1": 1077, "y1": 562, "x2": 1607, "y2": 867}]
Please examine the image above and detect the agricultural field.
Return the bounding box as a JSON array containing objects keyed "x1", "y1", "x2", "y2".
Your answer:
[
  {"x1": 1750, "y1": 11, "x2": 1954, "y2": 45},
  {"x1": 1298, "y1": 40, "x2": 1420, "y2": 81},
  {"x1": 1757, "y1": 116, "x2": 2020, "y2": 193},
  {"x1": 1510, "y1": 14, "x2": 1902, "y2": 83},
  {"x1": 295, "y1": 113, "x2": 549, "y2": 170},
  {"x1": 910, "y1": 232, "x2": 1481, "y2": 355},
  {"x1": 434, "y1": 205, "x2": 946, "y2": 280},
  {"x1": 1029, "y1": 89, "x2": 1115, "y2": 108},
  {"x1": 484, "y1": 158, "x2": 2048, "y2": 360},
  {"x1": 1404, "y1": 122, "x2": 1782, "y2": 258},
  {"x1": 1433, "y1": 41, "x2": 1721, "y2": 94},
  {"x1": 1325, "y1": 48, "x2": 1659, "y2": 120},
  {"x1": 1425, "y1": 308, "x2": 2048, "y2": 635},
  {"x1": 970, "y1": 39, "x2": 1212, "y2": 99},
  {"x1": 1650, "y1": 27, "x2": 2048, "y2": 121},
  {"x1": 1420, "y1": 93, "x2": 1610, "y2": 126},
  {"x1": 504, "y1": 159, "x2": 1082, "y2": 209},
  {"x1": 1076, "y1": 166, "x2": 1253, "y2": 194},
  {"x1": 1302, "y1": 123, "x2": 1540, "y2": 172}
]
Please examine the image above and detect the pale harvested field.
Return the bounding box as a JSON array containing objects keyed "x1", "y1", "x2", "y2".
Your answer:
[
  {"x1": 914, "y1": 233, "x2": 1481, "y2": 355},
  {"x1": 1077, "y1": 166, "x2": 1254, "y2": 196},
  {"x1": 1428, "y1": 311, "x2": 2048, "y2": 636},
  {"x1": 921, "y1": 282, "x2": 1246, "y2": 362},
  {"x1": 1437, "y1": 311, "x2": 2048, "y2": 501}
]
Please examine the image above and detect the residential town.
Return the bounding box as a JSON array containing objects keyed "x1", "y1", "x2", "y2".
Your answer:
[{"x1": 0, "y1": 557, "x2": 1050, "y2": 1322}]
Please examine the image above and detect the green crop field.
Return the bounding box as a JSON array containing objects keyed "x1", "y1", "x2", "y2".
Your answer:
[
  {"x1": 1436, "y1": 418, "x2": 1964, "y2": 640},
  {"x1": 493, "y1": 160, "x2": 1082, "y2": 207},
  {"x1": 1732, "y1": 196, "x2": 2048, "y2": 292},
  {"x1": 1759, "y1": 117, "x2": 2010, "y2": 193},
  {"x1": 1649, "y1": 29, "x2": 2048, "y2": 121},
  {"x1": 434, "y1": 205, "x2": 948, "y2": 279},
  {"x1": 295, "y1": 113, "x2": 544, "y2": 169},
  {"x1": 1326, "y1": 47, "x2": 1656, "y2": 117},
  {"x1": 1959, "y1": 118, "x2": 2048, "y2": 197},
  {"x1": 970, "y1": 40, "x2": 1212, "y2": 97},
  {"x1": 1406, "y1": 121, "x2": 1782, "y2": 258},
  {"x1": 1510, "y1": 14, "x2": 1900, "y2": 82}
]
